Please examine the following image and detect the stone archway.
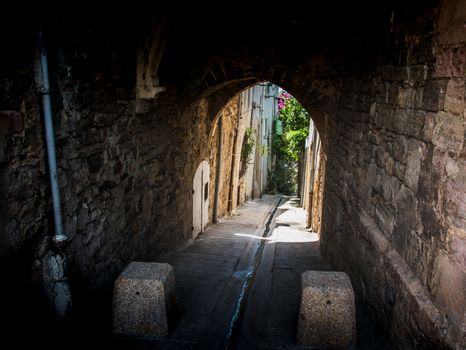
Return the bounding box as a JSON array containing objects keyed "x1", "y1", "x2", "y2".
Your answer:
[{"x1": 2, "y1": 3, "x2": 465, "y2": 348}]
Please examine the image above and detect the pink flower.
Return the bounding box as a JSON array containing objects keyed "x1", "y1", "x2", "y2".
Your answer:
[{"x1": 277, "y1": 92, "x2": 292, "y2": 111}]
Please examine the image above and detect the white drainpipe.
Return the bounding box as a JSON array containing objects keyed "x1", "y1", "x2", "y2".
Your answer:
[
  {"x1": 34, "y1": 28, "x2": 71, "y2": 318},
  {"x1": 34, "y1": 30, "x2": 67, "y2": 245}
]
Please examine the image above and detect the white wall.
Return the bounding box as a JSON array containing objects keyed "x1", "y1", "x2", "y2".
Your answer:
[{"x1": 238, "y1": 83, "x2": 279, "y2": 202}]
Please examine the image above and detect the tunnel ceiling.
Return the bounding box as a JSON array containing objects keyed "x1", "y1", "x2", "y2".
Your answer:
[
  {"x1": 156, "y1": 1, "x2": 438, "y2": 88},
  {"x1": 161, "y1": 4, "x2": 387, "y2": 77},
  {"x1": 1, "y1": 1, "x2": 438, "y2": 89}
]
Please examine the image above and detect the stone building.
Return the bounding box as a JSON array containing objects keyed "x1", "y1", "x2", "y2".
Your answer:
[
  {"x1": 240, "y1": 83, "x2": 278, "y2": 203},
  {"x1": 208, "y1": 83, "x2": 278, "y2": 224},
  {"x1": 301, "y1": 119, "x2": 324, "y2": 232},
  {"x1": 0, "y1": 2, "x2": 466, "y2": 348}
]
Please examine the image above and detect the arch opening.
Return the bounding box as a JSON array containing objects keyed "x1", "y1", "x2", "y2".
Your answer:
[{"x1": 202, "y1": 82, "x2": 323, "y2": 233}]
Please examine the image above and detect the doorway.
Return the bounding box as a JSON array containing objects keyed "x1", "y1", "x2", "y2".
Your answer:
[{"x1": 193, "y1": 160, "x2": 210, "y2": 239}]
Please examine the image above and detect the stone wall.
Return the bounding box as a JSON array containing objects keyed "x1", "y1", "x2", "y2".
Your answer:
[
  {"x1": 208, "y1": 96, "x2": 239, "y2": 222},
  {"x1": 321, "y1": 1, "x2": 466, "y2": 347},
  {"x1": 0, "y1": 15, "x2": 215, "y2": 340},
  {"x1": 233, "y1": 94, "x2": 253, "y2": 209},
  {"x1": 0, "y1": 58, "x2": 53, "y2": 340},
  {"x1": 207, "y1": 89, "x2": 268, "y2": 223},
  {"x1": 311, "y1": 152, "x2": 325, "y2": 233},
  {"x1": 1, "y1": 3, "x2": 465, "y2": 348},
  {"x1": 303, "y1": 121, "x2": 325, "y2": 233}
]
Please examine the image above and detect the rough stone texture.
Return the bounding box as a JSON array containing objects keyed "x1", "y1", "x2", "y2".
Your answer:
[
  {"x1": 310, "y1": 152, "x2": 325, "y2": 233},
  {"x1": 321, "y1": 1, "x2": 466, "y2": 348},
  {"x1": 302, "y1": 127, "x2": 325, "y2": 233},
  {"x1": 0, "y1": 2, "x2": 465, "y2": 349},
  {"x1": 208, "y1": 96, "x2": 239, "y2": 221},
  {"x1": 113, "y1": 262, "x2": 176, "y2": 337},
  {"x1": 233, "y1": 96, "x2": 253, "y2": 207},
  {"x1": 42, "y1": 253, "x2": 72, "y2": 318},
  {"x1": 297, "y1": 271, "x2": 356, "y2": 347}
]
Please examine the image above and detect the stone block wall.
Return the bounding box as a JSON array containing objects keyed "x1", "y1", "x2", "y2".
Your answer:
[
  {"x1": 208, "y1": 96, "x2": 239, "y2": 221},
  {"x1": 311, "y1": 152, "x2": 325, "y2": 233},
  {"x1": 321, "y1": 1, "x2": 466, "y2": 347},
  {"x1": 0, "y1": 15, "x2": 214, "y2": 339},
  {"x1": 1, "y1": 3, "x2": 465, "y2": 349}
]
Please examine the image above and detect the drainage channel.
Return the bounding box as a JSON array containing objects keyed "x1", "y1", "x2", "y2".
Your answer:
[{"x1": 223, "y1": 197, "x2": 283, "y2": 350}]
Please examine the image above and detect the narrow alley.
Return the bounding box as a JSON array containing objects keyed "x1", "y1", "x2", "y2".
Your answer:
[
  {"x1": 114, "y1": 196, "x2": 390, "y2": 349},
  {"x1": 2, "y1": 3, "x2": 466, "y2": 349}
]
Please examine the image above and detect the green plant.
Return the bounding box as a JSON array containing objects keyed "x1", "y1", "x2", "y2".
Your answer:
[
  {"x1": 278, "y1": 97, "x2": 310, "y2": 160},
  {"x1": 260, "y1": 144, "x2": 269, "y2": 157},
  {"x1": 268, "y1": 93, "x2": 310, "y2": 195},
  {"x1": 240, "y1": 127, "x2": 255, "y2": 177}
]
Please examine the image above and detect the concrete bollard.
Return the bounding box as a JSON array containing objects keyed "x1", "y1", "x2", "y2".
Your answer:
[
  {"x1": 297, "y1": 271, "x2": 356, "y2": 347},
  {"x1": 113, "y1": 262, "x2": 177, "y2": 337}
]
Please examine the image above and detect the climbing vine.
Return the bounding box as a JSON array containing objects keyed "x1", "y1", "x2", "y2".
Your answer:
[
  {"x1": 269, "y1": 92, "x2": 310, "y2": 194},
  {"x1": 239, "y1": 127, "x2": 255, "y2": 177}
]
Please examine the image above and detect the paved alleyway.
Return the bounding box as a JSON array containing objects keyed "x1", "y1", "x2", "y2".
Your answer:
[
  {"x1": 115, "y1": 195, "x2": 390, "y2": 349},
  {"x1": 236, "y1": 198, "x2": 333, "y2": 349},
  {"x1": 235, "y1": 199, "x2": 391, "y2": 349}
]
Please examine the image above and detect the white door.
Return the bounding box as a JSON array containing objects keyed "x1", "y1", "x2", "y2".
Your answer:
[{"x1": 193, "y1": 160, "x2": 210, "y2": 239}]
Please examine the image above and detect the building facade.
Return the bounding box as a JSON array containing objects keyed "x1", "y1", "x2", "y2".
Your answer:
[{"x1": 207, "y1": 83, "x2": 279, "y2": 223}]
